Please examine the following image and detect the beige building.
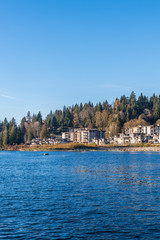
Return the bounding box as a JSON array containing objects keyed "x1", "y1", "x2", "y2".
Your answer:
[{"x1": 62, "y1": 128, "x2": 105, "y2": 144}]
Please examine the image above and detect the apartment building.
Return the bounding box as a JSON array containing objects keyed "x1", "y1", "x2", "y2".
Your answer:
[
  {"x1": 62, "y1": 128, "x2": 105, "y2": 144},
  {"x1": 111, "y1": 124, "x2": 160, "y2": 145}
]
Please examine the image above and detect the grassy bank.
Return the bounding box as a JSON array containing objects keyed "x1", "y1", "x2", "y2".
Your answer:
[
  {"x1": 2, "y1": 142, "x2": 160, "y2": 152},
  {"x1": 4, "y1": 143, "x2": 98, "y2": 151}
]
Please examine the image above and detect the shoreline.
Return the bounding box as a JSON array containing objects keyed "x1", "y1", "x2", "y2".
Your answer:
[{"x1": 2, "y1": 144, "x2": 160, "y2": 152}]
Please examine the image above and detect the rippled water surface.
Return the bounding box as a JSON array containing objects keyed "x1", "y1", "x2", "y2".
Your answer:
[{"x1": 0, "y1": 151, "x2": 160, "y2": 239}]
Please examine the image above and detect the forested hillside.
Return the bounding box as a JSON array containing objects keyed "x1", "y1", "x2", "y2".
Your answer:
[{"x1": 1, "y1": 92, "x2": 160, "y2": 146}]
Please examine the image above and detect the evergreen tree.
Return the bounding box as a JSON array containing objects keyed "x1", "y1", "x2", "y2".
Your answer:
[
  {"x1": 79, "y1": 103, "x2": 83, "y2": 111},
  {"x1": 27, "y1": 111, "x2": 31, "y2": 122},
  {"x1": 0, "y1": 132, "x2": 3, "y2": 148},
  {"x1": 32, "y1": 114, "x2": 37, "y2": 123},
  {"x1": 74, "y1": 104, "x2": 79, "y2": 113},
  {"x1": 40, "y1": 123, "x2": 48, "y2": 139},
  {"x1": 3, "y1": 126, "x2": 9, "y2": 146},
  {"x1": 16, "y1": 127, "x2": 22, "y2": 145},
  {"x1": 37, "y1": 111, "x2": 42, "y2": 124},
  {"x1": 4, "y1": 118, "x2": 8, "y2": 126},
  {"x1": 153, "y1": 98, "x2": 160, "y2": 120},
  {"x1": 20, "y1": 117, "x2": 27, "y2": 143},
  {"x1": 27, "y1": 126, "x2": 33, "y2": 144},
  {"x1": 9, "y1": 125, "x2": 17, "y2": 145},
  {"x1": 129, "y1": 91, "x2": 136, "y2": 107},
  {"x1": 126, "y1": 107, "x2": 131, "y2": 122},
  {"x1": 10, "y1": 117, "x2": 16, "y2": 126}
]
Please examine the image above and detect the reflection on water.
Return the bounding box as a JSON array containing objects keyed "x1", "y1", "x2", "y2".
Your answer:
[{"x1": 0, "y1": 151, "x2": 160, "y2": 239}]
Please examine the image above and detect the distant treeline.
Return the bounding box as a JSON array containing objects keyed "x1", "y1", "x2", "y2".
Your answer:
[{"x1": 1, "y1": 91, "x2": 160, "y2": 147}]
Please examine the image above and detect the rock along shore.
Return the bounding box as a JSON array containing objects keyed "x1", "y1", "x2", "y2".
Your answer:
[{"x1": 98, "y1": 146, "x2": 160, "y2": 152}]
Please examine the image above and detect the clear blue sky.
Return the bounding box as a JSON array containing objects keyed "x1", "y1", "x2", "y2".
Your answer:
[{"x1": 0, "y1": 0, "x2": 160, "y2": 123}]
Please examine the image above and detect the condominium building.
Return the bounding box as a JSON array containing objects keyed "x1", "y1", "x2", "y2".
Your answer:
[{"x1": 62, "y1": 128, "x2": 105, "y2": 144}]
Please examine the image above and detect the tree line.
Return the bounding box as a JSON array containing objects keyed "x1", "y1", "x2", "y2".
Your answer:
[{"x1": 1, "y1": 92, "x2": 160, "y2": 147}]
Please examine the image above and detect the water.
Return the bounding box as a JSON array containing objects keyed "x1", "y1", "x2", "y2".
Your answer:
[{"x1": 0, "y1": 151, "x2": 160, "y2": 239}]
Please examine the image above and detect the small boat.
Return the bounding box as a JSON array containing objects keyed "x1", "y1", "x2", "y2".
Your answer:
[{"x1": 44, "y1": 153, "x2": 49, "y2": 155}]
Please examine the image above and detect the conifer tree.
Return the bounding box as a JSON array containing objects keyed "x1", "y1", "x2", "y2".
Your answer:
[
  {"x1": 32, "y1": 114, "x2": 37, "y2": 123},
  {"x1": 40, "y1": 123, "x2": 48, "y2": 139},
  {"x1": 9, "y1": 125, "x2": 17, "y2": 145},
  {"x1": 0, "y1": 132, "x2": 3, "y2": 148},
  {"x1": 37, "y1": 111, "x2": 42, "y2": 124},
  {"x1": 3, "y1": 126, "x2": 9, "y2": 146},
  {"x1": 27, "y1": 111, "x2": 31, "y2": 122},
  {"x1": 27, "y1": 126, "x2": 33, "y2": 144}
]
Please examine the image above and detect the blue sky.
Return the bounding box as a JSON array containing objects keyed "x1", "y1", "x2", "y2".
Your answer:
[{"x1": 0, "y1": 0, "x2": 160, "y2": 122}]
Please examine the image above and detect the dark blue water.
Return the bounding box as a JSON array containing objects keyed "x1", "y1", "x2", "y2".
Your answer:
[{"x1": 0, "y1": 151, "x2": 160, "y2": 239}]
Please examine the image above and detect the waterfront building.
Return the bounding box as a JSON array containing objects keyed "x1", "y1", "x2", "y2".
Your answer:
[{"x1": 61, "y1": 128, "x2": 105, "y2": 144}]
